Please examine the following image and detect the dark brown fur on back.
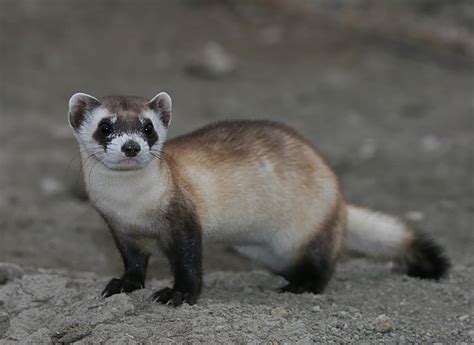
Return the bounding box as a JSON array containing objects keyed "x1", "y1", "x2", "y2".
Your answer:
[{"x1": 164, "y1": 120, "x2": 323, "y2": 171}]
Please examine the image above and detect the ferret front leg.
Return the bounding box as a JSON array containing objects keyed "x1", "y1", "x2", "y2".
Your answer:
[
  {"x1": 102, "y1": 237, "x2": 149, "y2": 298},
  {"x1": 152, "y1": 214, "x2": 202, "y2": 306}
]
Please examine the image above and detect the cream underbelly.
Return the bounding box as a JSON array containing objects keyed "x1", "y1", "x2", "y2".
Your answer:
[
  {"x1": 201, "y1": 220, "x2": 309, "y2": 272},
  {"x1": 198, "y1": 195, "x2": 336, "y2": 271}
]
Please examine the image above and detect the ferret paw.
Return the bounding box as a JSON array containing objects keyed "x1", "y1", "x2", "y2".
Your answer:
[
  {"x1": 101, "y1": 277, "x2": 144, "y2": 298},
  {"x1": 151, "y1": 287, "x2": 197, "y2": 306},
  {"x1": 278, "y1": 283, "x2": 309, "y2": 294},
  {"x1": 277, "y1": 283, "x2": 322, "y2": 294}
]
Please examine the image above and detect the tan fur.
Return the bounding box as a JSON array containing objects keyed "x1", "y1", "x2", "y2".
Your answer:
[{"x1": 160, "y1": 121, "x2": 342, "y2": 271}]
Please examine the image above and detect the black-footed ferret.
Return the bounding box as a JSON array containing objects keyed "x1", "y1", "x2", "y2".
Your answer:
[{"x1": 68, "y1": 92, "x2": 449, "y2": 306}]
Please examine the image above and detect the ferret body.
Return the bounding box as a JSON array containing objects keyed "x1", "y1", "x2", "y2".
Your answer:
[{"x1": 69, "y1": 92, "x2": 449, "y2": 305}]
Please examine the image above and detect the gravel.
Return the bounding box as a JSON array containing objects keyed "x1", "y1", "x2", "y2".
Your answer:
[
  {"x1": 0, "y1": 262, "x2": 472, "y2": 343},
  {"x1": 0, "y1": 264, "x2": 23, "y2": 285}
]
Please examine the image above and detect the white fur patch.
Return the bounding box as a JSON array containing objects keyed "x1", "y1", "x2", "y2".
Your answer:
[
  {"x1": 345, "y1": 205, "x2": 410, "y2": 259},
  {"x1": 84, "y1": 157, "x2": 168, "y2": 253}
]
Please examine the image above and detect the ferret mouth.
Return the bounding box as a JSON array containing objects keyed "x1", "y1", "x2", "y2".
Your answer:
[{"x1": 108, "y1": 158, "x2": 145, "y2": 171}]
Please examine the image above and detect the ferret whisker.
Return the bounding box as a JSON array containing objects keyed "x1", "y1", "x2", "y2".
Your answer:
[
  {"x1": 77, "y1": 152, "x2": 104, "y2": 186},
  {"x1": 80, "y1": 154, "x2": 99, "y2": 170},
  {"x1": 66, "y1": 149, "x2": 101, "y2": 182},
  {"x1": 149, "y1": 152, "x2": 172, "y2": 190},
  {"x1": 64, "y1": 153, "x2": 81, "y2": 178},
  {"x1": 86, "y1": 155, "x2": 106, "y2": 188}
]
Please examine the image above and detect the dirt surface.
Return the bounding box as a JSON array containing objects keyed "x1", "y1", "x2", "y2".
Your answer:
[
  {"x1": 0, "y1": 0, "x2": 473, "y2": 343},
  {"x1": 1, "y1": 263, "x2": 473, "y2": 343}
]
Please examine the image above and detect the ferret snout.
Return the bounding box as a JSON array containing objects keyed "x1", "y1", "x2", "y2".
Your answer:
[{"x1": 121, "y1": 140, "x2": 141, "y2": 157}]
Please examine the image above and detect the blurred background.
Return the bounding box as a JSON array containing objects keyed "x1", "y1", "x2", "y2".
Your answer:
[{"x1": 0, "y1": 0, "x2": 473, "y2": 279}]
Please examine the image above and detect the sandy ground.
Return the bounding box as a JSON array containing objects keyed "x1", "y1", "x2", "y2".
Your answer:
[
  {"x1": 0, "y1": 0, "x2": 473, "y2": 343},
  {"x1": 1, "y1": 263, "x2": 473, "y2": 343}
]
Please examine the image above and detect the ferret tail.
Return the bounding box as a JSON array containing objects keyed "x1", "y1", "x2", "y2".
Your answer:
[{"x1": 345, "y1": 205, "x2": 450, "y2": 280}]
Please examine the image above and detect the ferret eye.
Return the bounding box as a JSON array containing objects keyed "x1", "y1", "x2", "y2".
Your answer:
[
  {"x1": 99, "y1": 122, "x2": 113, "y2": 136},
  {"x1": 144, "y1": 123, "x2": 154, "y2": 136}
]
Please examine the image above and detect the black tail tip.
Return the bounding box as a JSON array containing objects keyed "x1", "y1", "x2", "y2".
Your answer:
[{"x1": 401, "y1": 232, "x2": 450, "y2": 280}]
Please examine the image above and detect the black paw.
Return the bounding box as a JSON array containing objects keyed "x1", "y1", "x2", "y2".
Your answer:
[
  {"x1": 278, "y1": 283, "x2": 323, "y2": 294},
  {"x1": 102, "y1": 276, "x2": 144, "y2": 298},
  {"x1": 151, "y1": 287, "x2": 197, "y2": 306},
  {"x1": 278, "y1": 283, "x2": 308, "y2": 294}
]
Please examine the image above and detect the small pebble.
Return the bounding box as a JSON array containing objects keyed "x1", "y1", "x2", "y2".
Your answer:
[
  {"x1": 373, "y1": 314, "x2": 394, "y2": 333},
  {"x1": 0, "y1": 312, "x2": 8, "y2": 322},
  {"x1": 0, "y1": 263, "x2": 24, "y2": 285},
  {"x1": 271, "y1": 307, "x2": 289, "y2": 318},
  {"x1": 55, "y1": 325, "x2": 92, "y2": 343}
]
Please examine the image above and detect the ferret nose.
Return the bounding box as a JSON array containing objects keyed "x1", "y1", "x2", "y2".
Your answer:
[{"x1": 121, "y1": 140, "x2": 141, "y2": 157}]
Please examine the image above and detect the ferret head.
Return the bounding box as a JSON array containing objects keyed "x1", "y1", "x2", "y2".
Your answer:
[{"x1": 68, "y1": 92, "x2": 171, "y2": 171}]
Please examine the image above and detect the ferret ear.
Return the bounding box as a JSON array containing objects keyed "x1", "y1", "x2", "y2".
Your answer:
[
  {"x1": 148, "y1": 92, "x2": 172, "y2": 127},
  {"x1": 68, "y1": 93, "x2": 100, "y2": 130}
]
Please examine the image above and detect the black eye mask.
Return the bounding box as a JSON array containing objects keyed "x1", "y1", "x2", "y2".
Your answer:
[
  {"x1": 92, "y1": 116, "x2": 159, "y2": 150},
  {"x1": 93, "y1": 118, "x2": 114, "y2": 149},
  {"x1": 142, "y1": 119, "x2": 158, "y2": 148}
]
